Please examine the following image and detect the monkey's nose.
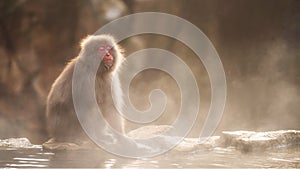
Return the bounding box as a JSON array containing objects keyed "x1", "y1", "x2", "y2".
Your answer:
[{"x1": 104, "y1": 53, "x2": 113, "y2": 62}]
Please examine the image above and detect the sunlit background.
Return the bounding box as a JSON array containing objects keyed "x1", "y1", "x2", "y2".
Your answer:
[{"x1": 0, "y1": 0, "x2": 299, "y2": 146}]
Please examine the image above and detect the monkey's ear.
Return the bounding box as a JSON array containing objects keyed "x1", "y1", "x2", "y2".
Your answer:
[
  {"x1": 117, "y1": 44, "x2": 125, "y2": 55},
  {"x1": 80, "y1": 35, "x2": 92, "y2": 49}
]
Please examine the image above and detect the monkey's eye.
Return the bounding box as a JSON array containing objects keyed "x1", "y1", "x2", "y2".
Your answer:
[
  {"x1": 99, "y1": 46, "x2": 105, "y2": 51},
  {"x1": 98, "y1": 45, "x2": 112, "y2": 52}
]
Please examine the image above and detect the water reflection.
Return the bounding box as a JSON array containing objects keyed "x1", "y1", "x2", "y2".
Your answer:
[
  {"x1": 0, "y1": 148, "x2": 299, "y2": 168},
  {"x1": 0, "y1": 149, "x2": 51, "y2": 168}
]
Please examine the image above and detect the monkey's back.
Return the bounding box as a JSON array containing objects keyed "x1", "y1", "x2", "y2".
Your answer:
[{"x1": 46, "y1": 58, "x2": 87, "y2": 142}]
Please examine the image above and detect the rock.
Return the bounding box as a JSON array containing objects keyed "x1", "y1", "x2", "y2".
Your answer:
[
  {"x1": 127, "y1": 125, "x2": 172, "y2": 139},
  {"x1": 128, "y1": 127, "x2": 300, "y2": 153},
  {"x1": 41, "y1": 127, "x2": 300, "y2": 153},
  {"x1": 174, "y1": 136, "x2": 220, "y2": 152},
  {"x1": 42, "y1": 138, "x2": 98, "y2": 151},
  {"x1": 128, "y1": 125, "x2": 221, "y2": 152},
  {"x1": 0, "y1": 138, "x2": 41, "y2": 149},
  {"x1": 221, "y1": 130, "x2": 300, "y2": 153},
  {"x1": 42, "y1": 138, "x2": 81, "y2": 151}
]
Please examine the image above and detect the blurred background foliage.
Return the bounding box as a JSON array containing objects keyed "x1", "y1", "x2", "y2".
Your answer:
[{"x1": 0, "y1": 0, "x2": 299, "y2": 143}]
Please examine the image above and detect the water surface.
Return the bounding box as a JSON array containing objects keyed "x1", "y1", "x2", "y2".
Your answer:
[{"x1": 0, "y1": 146, "x2": 299, "y2": 168}]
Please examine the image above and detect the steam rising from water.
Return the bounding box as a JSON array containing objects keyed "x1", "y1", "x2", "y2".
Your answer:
[{"x1": 122, "y1": 31, "x2": 300, "y2": 135}]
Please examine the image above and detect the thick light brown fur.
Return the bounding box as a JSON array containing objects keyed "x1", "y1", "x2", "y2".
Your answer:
[{"x1": 46, "y1": 35, "x2": 124, "y2": 143}]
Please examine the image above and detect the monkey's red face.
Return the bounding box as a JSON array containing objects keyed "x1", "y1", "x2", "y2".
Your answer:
[{"x1": 98, "y1": 45, "x2": 114, "y2": 69}]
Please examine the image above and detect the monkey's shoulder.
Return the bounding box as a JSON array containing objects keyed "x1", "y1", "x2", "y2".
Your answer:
[{"x1": 47, "y1": 58, "x2": 77, "y2": 104}]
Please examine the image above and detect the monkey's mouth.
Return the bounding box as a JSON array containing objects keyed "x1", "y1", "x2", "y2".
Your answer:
[{"x1": 102, "y1": 53, "x2": 114, "y2": 70}]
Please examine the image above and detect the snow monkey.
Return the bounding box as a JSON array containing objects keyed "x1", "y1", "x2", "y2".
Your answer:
[{"x1": 46, "y1": 35, "x2": 125, "y2": 143}]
